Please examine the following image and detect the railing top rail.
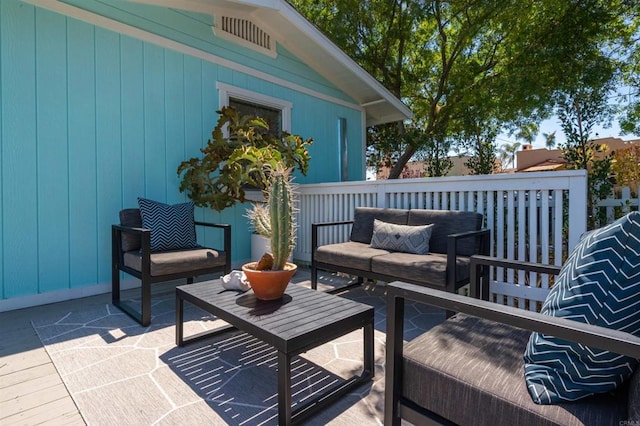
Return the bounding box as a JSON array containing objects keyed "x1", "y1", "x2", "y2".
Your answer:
[{"x1": 299, "y1": 170, "x2": 587, "y2": 192}]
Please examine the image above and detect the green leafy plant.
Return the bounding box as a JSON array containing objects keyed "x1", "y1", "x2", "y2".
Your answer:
[
  {"x1": 177, "y1": 106, "x2": 312, "y2": 212},
  {"x1": 246, "y1": 166, "x2": 296, "y2": 270}
]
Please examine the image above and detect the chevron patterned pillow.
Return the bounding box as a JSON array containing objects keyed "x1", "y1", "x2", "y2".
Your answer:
[
  {"x1": 524, "y1": 211, "x2": 640, "y2": 404},
  {"x1": 137, "y1": 198, "x2": 198, "y2": 252},
  {"x1": 370, "y1": 219, "x2": 434, "y2": 254}
]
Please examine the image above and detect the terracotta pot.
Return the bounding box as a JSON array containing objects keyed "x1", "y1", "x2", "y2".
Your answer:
[{"x1": 242, "y1": 262, "x2": 298, "y2": 300}]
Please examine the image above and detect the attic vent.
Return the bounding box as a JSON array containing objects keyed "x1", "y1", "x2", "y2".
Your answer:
[
  {"x1": 222, "y1": 16, "x2": 270, "y2": 49},
  {"x1": 214, "y1": 15, "x2": 277, "y2": 57}
]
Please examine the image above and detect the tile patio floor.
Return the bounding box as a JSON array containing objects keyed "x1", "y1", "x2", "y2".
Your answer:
[{"x1": 0, "y1": 267, "x2": 444, "y2": 425}]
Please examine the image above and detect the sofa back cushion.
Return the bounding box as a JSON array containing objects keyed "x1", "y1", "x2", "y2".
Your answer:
[
  {"x1": 407, "y1": 209, "x2": 483, "y2": 255},
  {"x1": 349, "y1": 207, "x2": 409, "y2": 244},
  {"x1": 523, "y1": 211, "x2": 640, "y2": 404}
]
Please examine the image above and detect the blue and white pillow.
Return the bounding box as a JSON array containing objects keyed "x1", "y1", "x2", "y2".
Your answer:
[
  {"x1": 524, "y1": 211, "x2": 640, "y2": 404},
  {"x1": 137, "y1": 198, "x2": 198, "y2": 252}
]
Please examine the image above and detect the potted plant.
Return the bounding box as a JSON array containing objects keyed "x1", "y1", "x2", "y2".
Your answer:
[
  {"x1": 177, "y1": 106, "x2": 312, "y2": 212},
  {"x1": 243, "y1": 165, "x2": 298, "y2": 300}
]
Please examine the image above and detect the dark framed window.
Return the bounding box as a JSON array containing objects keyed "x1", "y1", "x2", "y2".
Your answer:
[{"x1": 229, "y1": 97, "x2": 282, "y2": 137}]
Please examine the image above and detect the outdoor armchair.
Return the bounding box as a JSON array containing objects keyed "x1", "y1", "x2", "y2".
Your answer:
[
  {"x1": 384, "y1": 281, "x2": 640, "y2": 425},
  {"x1": 385, "y1": 212, "x2": 640, "y2": 425},
  {"x1": 112, "y1": 206, "x2": 231, "y2": 326}
]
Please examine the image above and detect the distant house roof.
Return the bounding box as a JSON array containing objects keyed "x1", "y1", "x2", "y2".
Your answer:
[
  {"x1": 129, "y1": 0, "x2": 412, "y2": 126},
  {"x1": 518, "y1": 159, "x2": 565, "y2": 173},
  {"x1": 516, "y1": 137, "x2": 640, "y2": 172}
]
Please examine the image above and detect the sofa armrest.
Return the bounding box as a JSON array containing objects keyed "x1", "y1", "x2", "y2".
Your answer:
[
  {"x1": 311, "y1": 220, "x2": 354, "y2": 251},
  {"x1": 469, "y1": 254, "x2": 562, "y2": 300},
  {"x1": 445, "y1": 228, "x2": 490, "y2": 292}
]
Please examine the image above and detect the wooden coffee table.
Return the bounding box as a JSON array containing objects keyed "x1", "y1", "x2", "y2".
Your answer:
[{"x1": 175, "y1": 280, "x2": 374, "y2": 425}]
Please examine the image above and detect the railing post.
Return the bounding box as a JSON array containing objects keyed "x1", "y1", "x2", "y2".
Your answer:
[
  {"x1": 567, "y1": 170, "x2": 588, "y2": 252},
  {"x1": 376, "y1": 181, "x2": 386, "y2": 208}
]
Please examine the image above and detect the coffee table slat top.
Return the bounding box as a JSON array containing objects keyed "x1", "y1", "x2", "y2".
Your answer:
[{"x1": 177, "y1": 280, "x2": 373, "y2": 354}]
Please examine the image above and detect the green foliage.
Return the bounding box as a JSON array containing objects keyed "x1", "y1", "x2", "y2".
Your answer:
[
  {"x1": 177, "y1": 106, "x2": 312, "y2": 212},
  {"x1": 456, "y1": 112, "x2": 500, "y2": 175},
  {"x1": 418, "y1": 134, "x2": 453, "y2": 177},
  {"x1": 464, "y1": 139, "x2": 498, "y2": 175},
  {"x1": 291, "y1": 0, "x2": 636, "y2": 178},
  {"x1": 617, "y1": 2, "x2": 640, "y2": 135},
  {"x1": 498, "y1": 142, "x2": 521, "y2": 170},
  {"x1": 612, "y1": 145, "x2": 640, "y2": 188},
  {"x1": 557, "y1": 86, "x2": 615, "y2": 229},
  {"x1": 246, "y1": 166, "x2": 296, "y2": 270},
  {"x1": 543, "y1": 131, "x2": 557, "y2": 149}
]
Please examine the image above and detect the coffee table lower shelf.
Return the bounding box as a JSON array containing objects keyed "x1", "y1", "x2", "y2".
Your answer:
[{"x1": 175, "y1": 280, "x2": 375, "y2": 425}]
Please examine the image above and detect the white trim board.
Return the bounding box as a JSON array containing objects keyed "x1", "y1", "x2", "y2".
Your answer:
[
  {"x1": 0, "y1": 259, "x2": 249, "y2": 313},
  {"x1": 0, "y1": 279, "x2": 136, "y2": 313},
  {"x1": 22, "y1": 0, "x2": 363, "y2": 113}
]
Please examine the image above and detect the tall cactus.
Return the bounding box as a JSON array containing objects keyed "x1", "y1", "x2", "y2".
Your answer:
[{"x1": 247, "y1": 166, "x2": 296, "y2": 270}]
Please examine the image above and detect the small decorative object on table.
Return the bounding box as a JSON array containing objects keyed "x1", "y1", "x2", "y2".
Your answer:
[
  {"x1": 221, "y1": 270, "x2": 251, "y2": 292},
  {"x1": 243, "y1": 165, "x2": 298, "y2": 300}
]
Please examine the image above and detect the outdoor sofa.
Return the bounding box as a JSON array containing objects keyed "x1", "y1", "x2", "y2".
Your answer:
[{"x1": 311, "y1": 207, "x2": 490, "y2": 293}]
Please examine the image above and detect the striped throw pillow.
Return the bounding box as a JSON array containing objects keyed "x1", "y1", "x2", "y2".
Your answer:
[
  {"x1": 524, "y1": 212, "x2": 640, "y2": 404},
  {"x1": 137, "y1": 198, "x2": 198, "y2": 252}
]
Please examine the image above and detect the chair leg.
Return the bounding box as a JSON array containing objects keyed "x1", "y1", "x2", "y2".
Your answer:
[
  {"x1": 445, "y1": 278, "x2": 456, "y2": 319},
  {"x1": 112, "y1": 263, "x2": 121, "y2": 304},
  {"x1": 311, "y1": 265, "x2": 318, "y2": 290},
  {"x1": 141, "y1": 278, "x2": 151, "y2": 327}
]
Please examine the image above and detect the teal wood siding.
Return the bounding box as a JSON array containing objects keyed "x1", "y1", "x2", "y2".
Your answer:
[
  {"x1": 2, "y1": 1, "x2": 39, "y2": 299},
  {"x1": 67, "y1": 19, "x2": 98, "y2": 290},
  {"x1": 0, "y1": 0, "x2": 364, "y2": 302},
  {"x1": 37, "y1": 8, "x2": 70, "y2": 294},
  {"x1": 59, "y1": 0, "x2": 353, "y2": 104}
]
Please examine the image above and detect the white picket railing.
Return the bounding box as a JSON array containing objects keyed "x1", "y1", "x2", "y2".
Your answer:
[
  {"x1": 595, "y1": 186, "x2": 640, "y2": 225},
  {"x1": 294, "y1": 170, "x2": 588, "y2": 310}
]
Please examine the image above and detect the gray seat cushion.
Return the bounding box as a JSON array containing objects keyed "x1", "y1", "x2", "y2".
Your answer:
[
  {"x1": 314, "y1": 241, "x2": 390, "y2": 271},
  {"x1": 407, "y1": 209, "x2": 483, "y2": 255},
  {"x1": 371, "y1": 252, "x2": 470, "y2": 287},
  {"x1": 402, "y1": 314, "x2": 627, "y2": 426},
  {"x1": 349, "y1": 207, "x2": 409, "y2": 243},
  {"x1": 123, "y1": 248, "x2": 226, "y2": 276}
]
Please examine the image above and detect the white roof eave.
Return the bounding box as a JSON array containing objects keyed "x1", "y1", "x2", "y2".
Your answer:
[{"x1": 272, "y1": 2, "x2": 412, "y2": 124}]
